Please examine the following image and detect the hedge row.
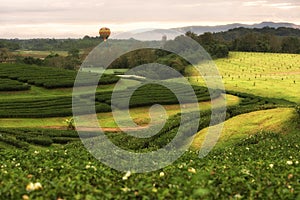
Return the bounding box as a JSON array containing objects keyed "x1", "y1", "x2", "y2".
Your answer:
[
  {"x1": 0, "y1": 78, "x2": 30, "y2": 91},
  {"x1": 0, "y1": 63, "x2": 119, "y2": 89},
  {"x1": 0, "y1": 135, "x2": 29, "y2": 150},
  {"x1": 0, "y1": 95, "x2": 111, "y2": 118},
  {"x1": 95, "y1": 82, "x2": 221, "y2": 109},
  {"x1": 0, "y1": 128, "x2": 99, "y2": 148}
]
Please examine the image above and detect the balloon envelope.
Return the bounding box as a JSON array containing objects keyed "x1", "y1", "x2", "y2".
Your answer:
[{"x1": 99, "y1": 27, "x2": 111, "y2": 41}]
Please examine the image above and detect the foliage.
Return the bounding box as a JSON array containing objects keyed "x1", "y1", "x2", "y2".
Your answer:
[
  {"x1": 0, "y1": 63, "x2": 120, "y2": 89},
  {"x1": 185, "y1": 32, "x2": 229, "y2": 58},
  {"x1": 295, "y1": 105, "x2": 300, "y2": 116},
  {"x1": 186, "y1": 27, "x2": 300, "y2": 55},
  {"x1": 0, "y1": 37, "x2": 99, "y2": 51},
  {"x1": 96, "y1": 82, "x2": 219, "y2": 109},
  {"x1": 22, "y1": 57, "x2": 43, "y2": 66},
  {"x1": 0, "y1": 48, "x2": 12, "y2": 62},
  {"x1": 0, "y1": 128, "x2": 82, "y2": 148},
  {"x1": 108, "y1": 48, "x2": 190, "y2": 77},
  {"x1": 0, "y1": 95, "x2": 111, "y2": 118},
  {"x1": 0, "y1": 130, "x2": 299, "y2": 199},
  {"x1": 0, "y1": 78, "x2": 30, "y2": 91},
  {"x1": 65, "y1": 118, "x2": 75, "y2": 130}
]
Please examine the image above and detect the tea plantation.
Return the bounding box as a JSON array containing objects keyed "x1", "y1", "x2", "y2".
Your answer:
[{"x1": 0, "y1": 52, "x2": 299, "y2": 199}]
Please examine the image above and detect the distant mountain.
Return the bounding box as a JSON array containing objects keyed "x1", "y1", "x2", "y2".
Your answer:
[
  {"x1": 113, "y1": 22, "x2": 300, "y2": 40},
  {"x1": 172, "y1": 22, "x2": 300, "y2": 34}
]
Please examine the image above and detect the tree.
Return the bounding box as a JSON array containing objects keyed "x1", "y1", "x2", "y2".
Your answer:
[
  {"x1": 212, "y1": 44, "x2": 229, "y2": 58},
  {"x1": 282, "y1": 37, "x2": 300, "y2": 53},
  {"x1": 65, "y1": 48, "x2": 81, "y2": 69},
  {"x1": 23, "y1": 57, "x2": 43, "y2": 65},
  {"x1": 44, "y1": 55, "x2": 66, "y2": 68},
  {"x1": 68, "y1": 48, "x2": 80, "y2": 59},
  {"x1": 0, "y1": 48, "x2": 11, "y2": 62}
]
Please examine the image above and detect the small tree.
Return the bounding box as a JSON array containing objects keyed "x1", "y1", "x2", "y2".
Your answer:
[
  {"x1": 65, "y1": 48, "x2": 81, "y2": 69},
  {"x1": 65, "y1": 118, "x2": 75, "y2": 130}
]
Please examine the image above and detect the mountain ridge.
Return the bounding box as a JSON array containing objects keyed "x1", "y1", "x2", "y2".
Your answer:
[{"x1": 113, "y1": 22, "x2": 300, "y2": 40}]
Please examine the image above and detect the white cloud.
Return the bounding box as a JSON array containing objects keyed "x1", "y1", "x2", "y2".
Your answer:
[
  {"x1": 243, "y1": 1, "x2": 268, "y2": 7},
  {"x1": 243, "y1": 1, "x2": 300, "y2": 9},
  {"x1": 268, "y1": 3, "x2": 300, "y2": 9}
]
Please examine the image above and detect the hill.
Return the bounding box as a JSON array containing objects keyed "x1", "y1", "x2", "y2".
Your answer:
[{"x1": 113, "y1": 22, "x2": 300, "y2": 40}]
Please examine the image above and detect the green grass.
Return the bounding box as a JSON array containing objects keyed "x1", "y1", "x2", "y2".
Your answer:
[
  {"x1": 13, "y1": 50, "x2": 69, "y2": 58},
  {"x1": 82, "y1": 68, "x2": 128, "y2": 75},
  {"x1": 186, "y1": 52, "x2": 300, "y2": 103},
  {"x1": 191, "y1": 108, "x2": 298, "y2": 150}
]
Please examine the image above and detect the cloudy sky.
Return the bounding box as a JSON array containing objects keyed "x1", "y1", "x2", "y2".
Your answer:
[{"x1": 1, "y1": 0, "x2": 299, "y2": 38}]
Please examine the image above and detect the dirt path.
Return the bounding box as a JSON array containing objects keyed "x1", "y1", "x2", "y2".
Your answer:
[{"x1": 44, "y1": 125, "x2": 150, "y2": 132}]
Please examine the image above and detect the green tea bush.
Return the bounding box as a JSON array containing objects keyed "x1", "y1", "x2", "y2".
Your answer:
[
  {"x1": 52, "y1": 137, "x2": 79, "y2": 144},
  {"x1": 0, "y1": 63, "x2": 119, "y2": 89},
  {"x1": 0, "y1": 135, "x2": 29, "y2": 150},
  {"x1": 0, "y1": 96, "x2": 111, "y2": 118},
  {"x1": 96, "y1": 83, "x2": 218, "y2": 109},
  {"x1": 0, "y1": 128, "x2": 83, "y2": 148},
  {"x1": 0, "y1": 130, "x2": 299, "y2": 199},
  {"x1": 0, "y1": 78, "x2": 30, "y2": 91},
  {"x1": 24, "y1": 136, "x2": 53, "y2": 147}
]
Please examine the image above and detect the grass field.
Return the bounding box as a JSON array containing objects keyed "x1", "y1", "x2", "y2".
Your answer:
[
  {"x1": 12, "y1": 50, "x2": 69, "y2": 58},
  {"x1": 191, "y1": 107, "x2": 298, "y2": 150},
  {"x1": 187, "y1": 52, "x2": 300, "y2": 103},
  {"x1": 81, "y1": 68, "x2": 128, "y2": 75}
]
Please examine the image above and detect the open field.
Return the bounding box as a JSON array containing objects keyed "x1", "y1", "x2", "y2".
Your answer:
[
  {"x1": 12, "y1": 50, "x2": 69, "y2": 58},
  {"x1": 187, "y1": 52, "x2": 300, "y2": 103},
  {"x1": 81, "y1": 68, "x2": 128, "y2": 75}
]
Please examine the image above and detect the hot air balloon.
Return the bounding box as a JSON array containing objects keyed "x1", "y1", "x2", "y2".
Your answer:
[{"x1": 99, "y1": 27, "x2": 111, "y2": 41}]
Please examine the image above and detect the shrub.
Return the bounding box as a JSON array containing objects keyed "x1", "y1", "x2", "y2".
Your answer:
[{"x1": 0, "y1": 136, "x2": 29, "y2": 150}]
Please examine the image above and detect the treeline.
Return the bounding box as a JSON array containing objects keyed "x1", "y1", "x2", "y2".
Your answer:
[
  {"x1": 0, "y1": 36, "x2": 100, "y2": 51},
  {"x1": 108, "y1": 48, "x2": 189, "y2": 76},
  {"x1": 185, "y1": 32, "x2": 229, "y2": 58},
  {"x1": 188, "y1": 27, "x2": 300, "y2": 54}
]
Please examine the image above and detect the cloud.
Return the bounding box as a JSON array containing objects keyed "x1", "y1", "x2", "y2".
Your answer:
[
  {"x1": 0, "y1": 0, "x2": 299, "y2": 38},
  {"x1": 268, "y1": 3, "x2": 300, "y2": 9},
  {"x1": 243, "y1": 1, "x2": 268, "y2": 7},
  {"x1": 243, "y1": 0, "x2": 300, "y2": 9}
]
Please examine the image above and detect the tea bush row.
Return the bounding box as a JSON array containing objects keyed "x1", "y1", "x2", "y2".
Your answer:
[
  {"x1": 0, "y1": 63, "x2": 119, "y2": 89},
  {"x1": 0, "y1": 78, "x2": 30, "y2": 91}
]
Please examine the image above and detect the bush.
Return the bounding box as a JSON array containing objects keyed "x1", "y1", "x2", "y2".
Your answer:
[
  {"x1": 16, "y1": 135, "x2": 53, "y2": 147},
  {"x1": 0, "y1": 63, "x2": 119, "y2": 90},
  {"x1": 52, "y1": 137, "x2": 79, "y2": 144},
  {"x1": 295, "y1": 105, "x2": 300, "y2": 116},
  {"x1": 0, "y1": 136, "x2": 29, "y2": 150}
]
